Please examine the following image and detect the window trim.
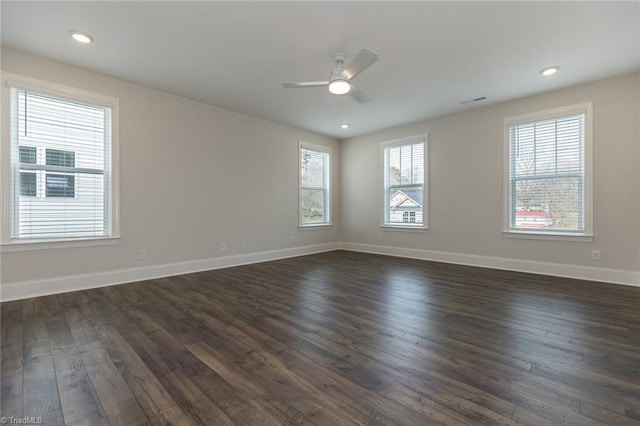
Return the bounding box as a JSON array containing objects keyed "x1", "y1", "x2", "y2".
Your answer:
[
  {"x1": 502, "y1": 102, "x2": 593, "y2": 241},
  {"x1": 1, "y1": 73, "x2": 120, "y2": 249},
  {"x1": 298, "y1": 141, "x2": 331, "y2": 228},
  {"x1": 381, "y1": 134, "x2": 428, "y2": 230}
]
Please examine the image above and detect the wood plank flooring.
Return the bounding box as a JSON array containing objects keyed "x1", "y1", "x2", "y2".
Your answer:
[{"x1": 1, "y1": 250, "x2": 639, "y2": 425}]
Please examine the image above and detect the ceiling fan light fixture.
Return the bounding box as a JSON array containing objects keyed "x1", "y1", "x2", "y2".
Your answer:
[{"x1": 329, "y1": 79, "x2": 351, "y2": 95}]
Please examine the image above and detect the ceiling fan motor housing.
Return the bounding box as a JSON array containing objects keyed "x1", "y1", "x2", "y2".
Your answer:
[
  {"x1": 328, "y1": 52, "x2": 350, "y2": 94},
  {"x1": 332, "y1": 52, "x2": 347, "y2": 78}
]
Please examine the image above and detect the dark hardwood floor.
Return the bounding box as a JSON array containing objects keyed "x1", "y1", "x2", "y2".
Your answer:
[{"x1": 1, "y1": 250, "x2": 639, "y2": 425}]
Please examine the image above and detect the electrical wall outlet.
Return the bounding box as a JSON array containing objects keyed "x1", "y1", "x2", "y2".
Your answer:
[
  {"x1": 138, "y1": 249, "x2": 146, "y2": 260},
  {"x1": 220, "y1": 242, "x2": 227, "y2": 251},
  {"x1": 591, "y1": 249, "x2": 600, "y2": 261}
]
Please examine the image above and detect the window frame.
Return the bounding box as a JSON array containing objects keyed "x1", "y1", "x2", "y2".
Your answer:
[
  {"x1": 298, "y1": 141, "x2": 331, "y2": 228},
  {"x1": 381, "y1": 135, "x2": 428, "y2": 230},
  {"x1": 502, "y1": 102, "x2": 593, "y2": 242},
  {"x1": 1, "y1": 73, "x2": 120, "y2": 251}
]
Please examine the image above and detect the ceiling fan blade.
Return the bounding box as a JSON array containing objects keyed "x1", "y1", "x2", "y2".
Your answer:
[
  {"x1": 350, "y1": 87, "x2": 373, "y2": 104},
  {"x1": 282, "y1": 81, "x2": 329, "y2": 88},
  {"x1": 342, "y1": 48, "x2": 378, "y2": 80}
]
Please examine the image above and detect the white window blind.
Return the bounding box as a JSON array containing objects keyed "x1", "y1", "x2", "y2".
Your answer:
[
  {"x1": 508, "y1": 113, "x2": 585, "y2": 233},
  {"x1": 300, "y1": 144, "x2": 330, "y2": 225},
  {"x1": 10, "y1": 87, "x2": 113, "y2": 240},
  {"x1": 384, "y1": 138, "x2": 426, "y2": 226}
]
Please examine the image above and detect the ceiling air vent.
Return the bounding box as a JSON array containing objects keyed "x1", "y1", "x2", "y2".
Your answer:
[{"x1": 461, "y1": 96, "x2": 487, "y2": 104}]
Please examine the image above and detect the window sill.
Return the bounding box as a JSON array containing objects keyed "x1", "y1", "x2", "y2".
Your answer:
[
  {"x1": 503, "y1": 231, "x2": 593, "y2": 243},
  {"x1": 299, "y1": 223, "x2": 332, "y2": 230},
  {"x1": 381, "y1": 225, "x2": 429, "y2": 232},
  {"x1": 1, "y1": 236, "x2": 120, "y2": 252}
]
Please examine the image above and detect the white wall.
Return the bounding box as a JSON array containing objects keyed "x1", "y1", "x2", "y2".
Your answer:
[
  {"x1": 1, "y1": 49, "x2": 638, "y2": 299},
  {"x1": 340, "y1": 73, "x2": 639, "y2": 279},
  {"x1": 1, "y1": 49, "x2": 340, "y2": 289}
]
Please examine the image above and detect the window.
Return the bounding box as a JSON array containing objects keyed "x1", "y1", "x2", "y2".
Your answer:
[
  {"x1": 299, "y1": 142, "x2": 330, "y2": 226},
  {"x1": 504, "y1": 103, "x2": 592, "y2": 238},
  {"x1": 6, "y1": 78, "x2": 118, "y2": 243},
  {"x1": 383, "y1": 136, "x2": 427, "y2": 228}
]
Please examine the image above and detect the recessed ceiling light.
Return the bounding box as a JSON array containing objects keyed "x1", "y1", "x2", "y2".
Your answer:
[
  {"x1": 540, "y1": 66, "x2": 559, "y2": 76},
  {"x1": 340, "y1": 123, "x2": 350, "y2": 129},
  {"x1": 69, "y1": 30, "x2": 94, "y2": 44}
]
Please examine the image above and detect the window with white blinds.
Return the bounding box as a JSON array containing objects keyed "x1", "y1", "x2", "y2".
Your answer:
[
  {"x1": 383, "y1": 136, "x2": 427, "y2": 227},
  {"x1": 505, "y1": 103, "x2": 592, "y2": 237},
  {"x1": 299, "y1": 143, "x2": 330, "y2": 226},
  {"x1": 8, "y1": 83, "x2": 116, "y2": 241}
]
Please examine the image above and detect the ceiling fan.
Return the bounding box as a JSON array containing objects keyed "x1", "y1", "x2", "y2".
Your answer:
[{"x1": 282, "y1": 48, "x2": 378, "y2": 103}]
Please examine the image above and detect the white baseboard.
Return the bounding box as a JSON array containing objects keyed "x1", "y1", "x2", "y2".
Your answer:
[
  {"x1": 2, "y1": 240, "x2": 637, "y2": 301},
  {"x1": 0, "y1": 242, "x2": 340, "y2": 302},
  {"x1": 339, "y1": 242, "x2": 639, "y2": 287}
]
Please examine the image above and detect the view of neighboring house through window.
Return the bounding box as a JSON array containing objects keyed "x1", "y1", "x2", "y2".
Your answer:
[
  {"x1": 299, "y1": 143, "x2": 330, "y2": 226},
  {"x1": 505, "y1": 103, "x2": 592, "y2": 236},
  {"x1": 9, "y1": 85, "x2": 115, "y2": 240},
  {"x1": 383, "y1": 136, "x2": 426, "y2": 227}
]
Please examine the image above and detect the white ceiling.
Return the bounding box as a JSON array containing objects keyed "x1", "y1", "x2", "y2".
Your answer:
[{"x1": 2, "y1": 1, "x2": 639, "y2": 139}]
